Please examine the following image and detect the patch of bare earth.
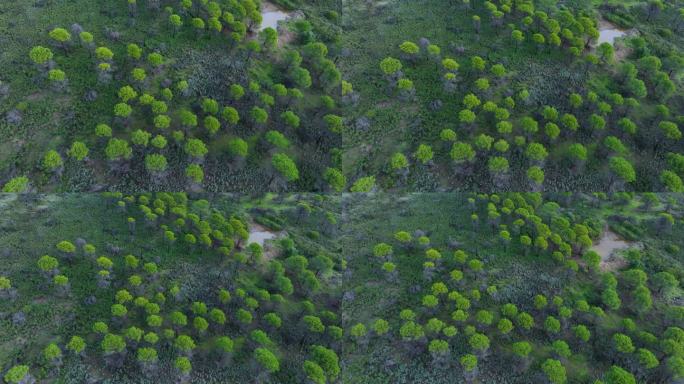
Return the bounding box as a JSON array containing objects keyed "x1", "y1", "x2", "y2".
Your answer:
[
  {"x1": 247, "y1": 222, "x2": 287, "y2": 261},
  {"x1": 591, "y1": 228, "x2": 641, "y2": 272}
]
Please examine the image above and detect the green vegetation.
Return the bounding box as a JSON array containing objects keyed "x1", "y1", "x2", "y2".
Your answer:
[
  {"x1": 341, "y1": 192, "x2": 684, "y2": 383},
  {"x1": 1, "y1": 0, "x2": 343, "y2": 192},
  {"x1": 0, "y1": 193, "x2": 342, "y2": 382},
  {"x1": 340, "y1": 0, "x2": 684, "y2": 191},
  {"x1": 2, "y1": 0, "x2": 682, "y2": 192},
  {"x1": 1, "y1": 0, "x2": 684, "y2": 381},
  {"x1": 2, "y1": 192, "x2": 683, "y2": 383}
]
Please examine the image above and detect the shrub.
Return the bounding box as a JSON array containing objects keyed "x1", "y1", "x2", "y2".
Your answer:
[
  {"x1": 3, "y1": 365, "x2": 31, "y2": 384},
  {"x1": 67, "y1": 141, "x2": 89, "y2": 161},
  {"x1": 254, "y1": 348, "x2": 280, "y2": 373},
  {"x1": 2, "y1": 176, "x2": 29, "y2": 192},
  {"x1": 542, "y1": 359, "x2": 566, "y2": 384},
  {"x1": 29, "y1": 46, "x2": 53, "y2": 65},
  {"x1": 42, "y1": 150, "x2": 63, "y2": 171},
  {"x1": 272, "y1": 153, "x2": 299, "y2": 181},
  {"x1": 105, "y1": 139, "x2": 133, "y2": 161}
]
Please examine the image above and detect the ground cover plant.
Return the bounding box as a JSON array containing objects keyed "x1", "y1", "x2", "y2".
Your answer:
[
  {"x1": 340, "y1": 0, "x2": 684, "y2": 192},
  {"x1": 0, "y1": 193, "x2": 344, "y2": 383},
  {"x1": 341, "y1": 192, "x2": 684, "y2": 383},
  {"x1": 0, "y1": 0, "x2": 345, "y2": 193}
]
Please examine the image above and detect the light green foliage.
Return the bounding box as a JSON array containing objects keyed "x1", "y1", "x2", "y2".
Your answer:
[
  {"x1": 542, "y1": 359, "x2": 567, "y2": 384},
  {"x1": 56, "y1": 240, "x2": 75, "y2": 253},
  {"x1": 399, "y1": 41, "x2": 419, "y2": 55},
  {"x1": 131, "y1": 130, "x2": 151, "y2": 147},
  {"x1": 102, "y1": 334, "x2": 126, "y2": 353},
  {"x1": 113, "y1": 103, "x2": 132, "y2": 118},
  {"x1": 48, "y1": 69, "x2": 65, "y2": 82},
  {"x1": 613, "y1": 333, "x2": 635, "y2": 353},
  {"x1": 67, "y1": 141, "x2": 89, "y2": 161},
  {"x1": 95, "y1": 123, "x2": 112, "y2": 137},
  {"x1": 185, "y1": 164, "x2": 204, "y2": 183},
  {"x1": 661, "y1": 171, "x2": 684, "y2": 192},
  {"x1": 390, "y1": 152, "x2": 408, "y2": 170},
  {"x1": 450, "y1": 142, "x2": 475, "y2": 162},
  {"x1": 43, "y1": 343, "x2": 62, "y2": 361},
  {"x1": 42, "y1": 150, "x2": 63, "y2": 170},
  {"x1": 106, "y1": 139, "x2": 133, "y2": 161},
  {"x1": 636, "y1": 348, "x2": 659, "y2": 369},
  {"x1": 460, "y1": 354, "x2": 477, "y2": 371},
  {"x1": 488, "y1": 156, "x2": 509, "y2": 174},
  {"x1": 527, "y1": 166, "x2": 544, "y2": 184},
  {"x1": 324, "y1": 168, "x2": 346, "y2": 192},
  {"x1": 380, "y1": 57, "x2": 402, "y2": 75},
  {"x1": 95, "y1": 46, "x2": 114, "y2": 61},
  {"x1": 2, "y1": 177, "x2": 30, "y2": 192},
  {"x1": 175, "y1": 335, "x2": 196, "y2": 352},
  {"x1": 604, "y1": 365, "x2": 636, "y2": 384},
  {"x1": 175, "y1": 356, "x2": 192, "y2": 373},
  {"x1": 204, "y1": 116, "x2": 221, "y2": 135},
  {"x1": 49, "y1": 27, "x2": 71, "y2": 43},
  {"x1": 254, "y1": 348, "x2": 280, "y2": 373},
  {"x1": 137, "y1": 347, "x2": 158, "y2": 363},
  {"x1": 552, "y1": 340, "x2": 571, "y2": 358},
  {"x1": 468, "y1": 333, "x2": 490, "y2": 352},
  {"x1": 545, "y1": 316, "x2": 561, "y2": 334},
  {"x1": 145, "y1": 154, "x2": 168, "y2": 173},
  {"x1": 511, "y1": 341, "x2": 531, "y2": 357},
  {"x1": 281, "y1": 111, "x2": 300, "y2": 128},
  {"x1": 272, "y1": 153, "x2": 299, "y2": 181},
  {"x1": 350, "y1": 323, "x2": 367, "y2": 338},
  {"x1": 29, "y1": 46, "x2": 53, "y2": 64},
  {"x1": 265, "y1": 130, "x2": 290, "y2": 149},
  {"x1": 4, "y1": 365, "x2": 30, "y2": 384},
  {"x1": 573, "y1": 324, "x2": 591, "y2": 342},
  {"x1": 609, "y1": 157, "x2": 636, "y2": 183},
  {"x1": 185, "y1": 139, "x2": 208, "y2": 159}
]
